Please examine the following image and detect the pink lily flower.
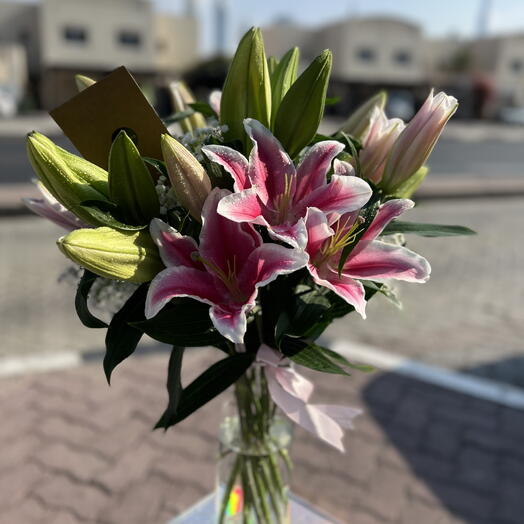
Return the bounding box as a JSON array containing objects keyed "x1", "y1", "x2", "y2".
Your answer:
[
  {"x1": 23, "y1": 182, "x2": 88, "y2": 231},
  {"x1": 202, "y1": 119, "x2": 372, "y2": 248},
  {"x1": 304, "y1": 199, "x2": 431, "y2": 318},
  {"x1": 359, "y1": 106, "x2": 405, "y2": 185},
  {"x1": 145, "y1": 188, "x2": 308, "y2": 343},
  {"x1": 381, "y1": 90, "x2": 458, "y2": 192}
]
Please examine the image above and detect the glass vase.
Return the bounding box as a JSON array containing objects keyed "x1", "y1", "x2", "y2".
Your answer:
[{"x1": 215, "y1": 365, "x2": 293, "y2": 524}]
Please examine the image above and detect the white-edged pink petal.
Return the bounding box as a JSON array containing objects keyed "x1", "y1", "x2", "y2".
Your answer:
[
  {"x1": 313, "y1": 404, "x2": 362, "y2": 429},
  {"x1": 300, "y1": 174, "x2": 372, "y2": 216},
  {"x1": 354, "y1": 198, "x2": 414, "y2": 256},
  {"x1": 145, "y1": 266, "x2": 223, "y2": 319},
  {"x1": 294, "y1": 141, "x2": 345, "y2": 201},
  {"x1": 239, "y1": 243, "x2": 309, "y2": 297},
  {"x1": 217, "y1": 188, "x2": 267, "y2": 225},
  {"x1": 333, "y1": 159, "x2": 355, "y2": 176},
  {"x1": 304, "y1": 207, "x2": 334, "y2": 257},
  {"x1": 269, "y1": 219, "x2": 308, "y2": 249},
  {"x1": 149, "y1": 218, "x2": 201, "y2": 269},
  {"x1": 209, "y1": 89, "x2": 222, "y2": 116},
  {"x1": 23, "y1": 197, "x2": 85, "y2": 231},
  {"x1": 209, "y1": 304, "x2": 249, "y2": 343},
  {"x1": 244, "y1": 118, "x2": 295, "y2": 205},
  {"x1": 202, "y1": 145, "x2": 250, "y2": 191},
  {"x1": 308, "y1": 265, "x2": 367, "y2": 318},
  {"x1": 346, "y1": 240, "x2": 431, "y2": 283}
]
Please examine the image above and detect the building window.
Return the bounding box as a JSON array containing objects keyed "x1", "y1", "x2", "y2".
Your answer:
[
  {"x1": 118, "y1": 31, "x2": 142, "y2": 47},
  {"x1": 394, "y1": 50, "x2": 412, "y2": 65},
  {"x1": 356, "y1": 48, "x2": 376, "y2": 62},
  {"x1": 510, "y1": 59, "x2": 523, "y2": 73},
  {"x1": 63, "y1": 26, "x2": 88, "y2": 43}
]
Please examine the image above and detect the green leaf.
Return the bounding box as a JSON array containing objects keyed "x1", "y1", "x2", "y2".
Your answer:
[
  {"x1": 156, "y1": 352, "x2": 254, "y2": 429},
  {"x1": 163, "y1": 109, "x2": 195, "y2": 125},
  {"x1": 325, "y1": 96, "x2": 341, "y2": 106},
  {"x1": 320, "y1": 346, "x2": 374, "y2": 372},
  {"x1": 270, "y1": 47, "x2": 299, "y2": 127},
  {"x1": 220, "y1": 27, "x2": 272, "y2": 148},
  {"x1": 78, "y1": 202, "x2": 147, "y2": 231},
  {"x1": 131, "y1": 298, "x2": 224, "y2": 347},
  {"x1": 280, "y1": 337, "x2": 350, "y2": 375},
  {"x1": 274, "y1": 50, "x2": 332, "y2": 158},
  {"x1": 142, "y1": 157, "x2": 168, "y2": 178},
  {"x1": 362, "y1": 281, "x2": 402, "y2": 309},
  {"x1": 383, "y1": 221, "x2": 476, "y2": 237},
  {"x1": 75, "y1": 270, "x2": 107, "y2": 329},
  {"x1": 188, "y1": 101, "x2": 217, "y2": 118},
  {"x1": 267, "y1": 55, "x2": 278, "y2": 76},
  {"x1": 104, "y1": 284, "x2": 148, "y2": 383},
  {"x1": 108, "y1": 131, "x2": 159, "y2": 225},
  {"x1": 155, "y1": 346, "x2": 185, "y2": 429}
]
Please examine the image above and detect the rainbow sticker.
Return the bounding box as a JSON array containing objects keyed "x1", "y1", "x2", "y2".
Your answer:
[{"x1": 227, "y1": 485, "x2": 244, "y2": 516}]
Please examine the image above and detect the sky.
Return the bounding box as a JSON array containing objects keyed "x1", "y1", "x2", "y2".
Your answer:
[{"x1": 154, "y1": 0, "x2": 524, "y2": 55}]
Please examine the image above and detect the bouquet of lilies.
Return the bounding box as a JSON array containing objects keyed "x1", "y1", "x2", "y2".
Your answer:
[{"x1": 25, "y1": 27, "x2": 473, "y2": 523}]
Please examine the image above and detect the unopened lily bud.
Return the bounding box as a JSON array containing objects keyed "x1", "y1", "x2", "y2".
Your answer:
[
  {"x1": 161, "y1": 134, "x2": 212, "y2": 221},
  {"x1": 220, "y1": 27, "x2": 272, "y2": 146},
  {"x1": 381, "y1": 90, "x2": 458, "y2": 193},
  {"x1": 57, "y1": 227, "x2": 163, "y2": 283},
  {"x1": 274, "y1": 49, "x2": 332, "y2": 158},
  {"x1": 340, "y1": 91, "x2": 387, "y2": 140},
  {"x1": 169, "y1": 81, "x2": 206, "y2": 134},
  {"x1": 359, "y1": 107, "x2": 405, "y2": 184},
  {"x1": 27, "y1": 132, "x2": 110, "y2": 226},
  {"x1": 75, "y1": 74, "x2": 96, "y2": 92}
]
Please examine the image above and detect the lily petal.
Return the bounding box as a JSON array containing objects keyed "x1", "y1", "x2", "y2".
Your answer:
[
  {"x1": 294, "y1": 141, "x2": 345, "y2": 201},
  {"x1": 353, "y1": 198, "x2": 414, "y2": 256},
  {"x1": 145, "y1": 266, "x2": 223, "y2": 319},
  {"x1": 217, "y1": 188, "x2": 267, "y2": 225},
  {"x1": 200, "y1": 188, "x2": 262, "y2": 274},
  {"x1": 149, "y1": 218, "x2": 201, "y2": 269},
  {"x1": 346, "y1": 240, "x2": 431, "y2": 283},
  {"x1": 239, "y1": 243, "x2": 309, "y2": 297},
  {"x1": 244, "y1": 118, "x2": 295, "y2": 205},
  {"x1": 304, "y1": 207, "x2": 334, "y2": 256},
  {"x1": 23, "y1": 197, "x2": 84, "y2": 231},
  {"x1": 308, "y1": 265, "x2": 367, "y2": 318},
  {"x1": 269, "y1": 219, "x2": 309, "y2": 250},
  {"x1": 333, "y1": 159, "x2": 355, "y2": 176},
  {"x1": 300, "y1": 174, "x2": 372, "y2": 216},
  {"x1": 202, "y1": 145, "x2": 250, "y2": 191},
  {"x1": 209, "y1": 304, "x2": 249, "y2": 344}
]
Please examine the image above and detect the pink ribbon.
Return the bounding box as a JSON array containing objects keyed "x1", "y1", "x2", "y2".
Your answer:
[{"x1": 257, "y1": 345, "x2": 362, "y2": 453}]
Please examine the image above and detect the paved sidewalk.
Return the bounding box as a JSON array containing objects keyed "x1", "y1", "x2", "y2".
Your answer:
[{"x1": 1, "y1": 349, "x2": 523, "y2": 524}]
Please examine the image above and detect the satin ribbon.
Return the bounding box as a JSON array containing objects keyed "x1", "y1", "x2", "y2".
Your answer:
[{"x1": 257, "y1": 344, "x2": 362, "y2": 453}]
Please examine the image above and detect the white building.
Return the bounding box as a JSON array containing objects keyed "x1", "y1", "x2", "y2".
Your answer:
[{"x1": 0, "y1": 0, "x2": 200, "y2": 109}]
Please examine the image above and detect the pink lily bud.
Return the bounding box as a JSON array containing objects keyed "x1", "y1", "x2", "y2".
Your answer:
[
  {"x1": 381, "y1": 90, "x2": 458, "y2": 192},
  {"x1": 359, "y1": 107, "x2": 405, "y2": 185}
]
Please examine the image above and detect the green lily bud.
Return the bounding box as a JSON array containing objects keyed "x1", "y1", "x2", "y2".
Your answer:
[
  {"x1": 108, "y1": 130, "x2": 159, "y2": 225},
  {"x1": 267, "y1": 56, "x2": 278, "y2": 77},
  {"x1": 220, "y1": 27, "x2": 272, "y2": 147},
  {"x1": 27, "y1": 132, "x2": 111, "y2": 226},
  {"x1": 270, "y1": 47, "x2": 299, "y2": 127},
  {"x1": 75, "y1": 74, "x2": 96, "y2": 92},
  {"x1": 161, "y1": 134, "x2": 212, "y2": 222},
  {"x1": 392, "y1": 166, "x2": 429, "y2": 199},
  {"x1": 339, "y1": 91, "x2": 387, "y2": 140},
  {"x1": 57, "y1": 227, "x2": 164, "y2": 283},
  {"x1": 274, "y1": 50, "x2": 332, "y2": 158},
  {"x1": 169, "y1": 81, "x2": 206, "y2": 134}
]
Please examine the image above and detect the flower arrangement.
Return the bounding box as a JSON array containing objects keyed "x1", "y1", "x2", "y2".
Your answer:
[{"x1": 25, "y1": 27, "x2": 473, "y2": 523}]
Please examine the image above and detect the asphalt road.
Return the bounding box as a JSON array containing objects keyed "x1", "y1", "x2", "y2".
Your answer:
[{"x1": 2, "y1": 124, "x2": 524, "y2": 184}]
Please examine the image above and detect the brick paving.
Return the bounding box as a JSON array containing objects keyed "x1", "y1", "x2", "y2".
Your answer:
[{"x1": 1, "y1": 349, "x2": 523, "y2": 524}]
